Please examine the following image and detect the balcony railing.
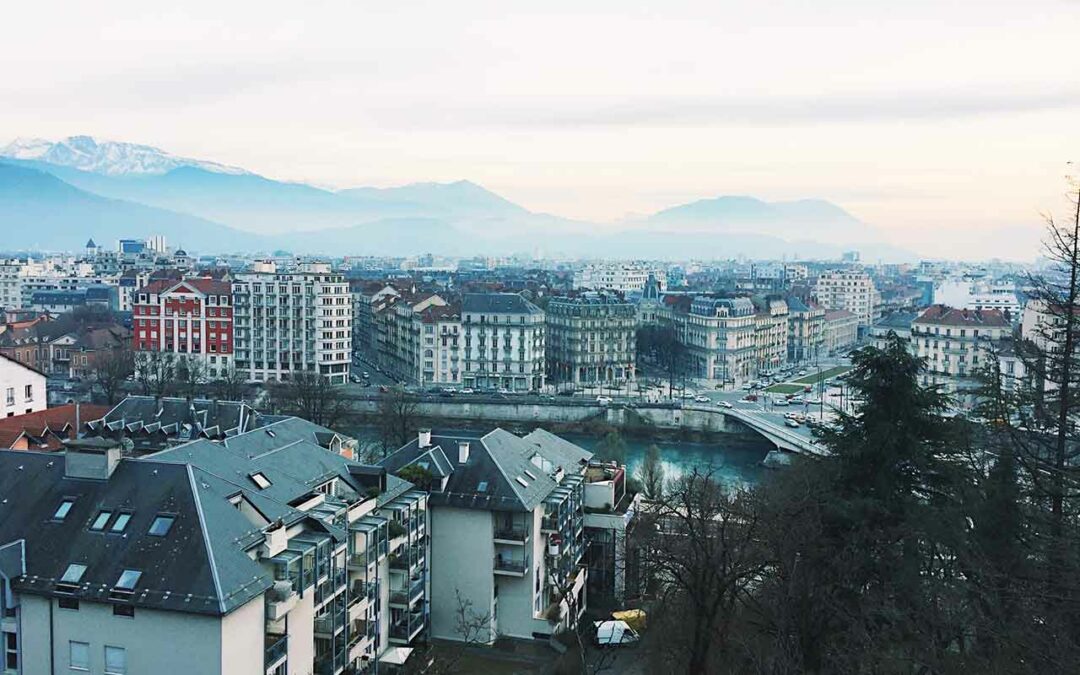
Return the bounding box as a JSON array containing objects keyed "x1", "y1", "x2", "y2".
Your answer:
[
  {"x1": 493, "y1": 555, "x2": 528, "y2": 575},
  {"x1": 494, "y1": 525, "x2": 528, "y2": 543},
  {"x1": 265, "y1": 632, "x2": 288, "y2": 667}
]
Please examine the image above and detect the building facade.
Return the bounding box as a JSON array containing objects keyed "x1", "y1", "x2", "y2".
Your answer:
[
  {"x1": 572, "y1": 265, "x2": 667, "y2": 294},
  {"x1": 546, "y1": 293, "x2": 636, "y2": 388},
  {"x1": 814, "y1": 269, "x2": 880, "y2": 328},
  {"x1": 786, "y1": 297, "x2": 825, "y2": 365},
  {"x1": 822, "y1": 310, "x2": 859, "y2": 354},
  {"x1": 657, "y1": 295, "x2": 757, "y2": 385},
  {"x1": 752, "y1": 296, "x2": 789, "y2": 374},
  {"x1": 461, "y1": 294, "x2": 545, "y2": 392},
  {"x1": 132, "y1": 278, "x2": 234, "y2": 378},
  {"x1": 912, "y1": 305, "x2": 1011, "y2": 396},
  {"x1": 0, "y1": 353, "x2": 46, "y2": 418}
]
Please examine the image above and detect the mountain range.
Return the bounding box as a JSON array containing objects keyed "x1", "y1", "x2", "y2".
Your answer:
[{"x1": 0, "y1": 135, "x2": 913, "y2": 260}]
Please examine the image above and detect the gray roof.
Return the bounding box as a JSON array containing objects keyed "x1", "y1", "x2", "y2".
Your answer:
[
  {"x1": 87, "y1": 396, "x2": 262, "y2": 451},
  {"x1": 874, "y1": 311, "x2": 919, "y2": 331},
  {"x1": 462, "y1": 293, "x2": 543, "y2": 315}
]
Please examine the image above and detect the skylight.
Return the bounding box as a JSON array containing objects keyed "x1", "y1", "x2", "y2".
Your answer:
[
  {"x1": 89, "y1": 510, "x2": 113, "y2": 531},
  {"x1": 250, "y1": 472, "x2": 272, "y2": 489},
  {"x1": 60, "y1": 563, "x2": 87, "y2": 584},
  {"x1": 477, "y1": 481, "x2": 488, "y2": 493},
  {"x1": 53, "y1": 499, "x2": 74, "y2": 521},
  {"x1": 148, "y1": 515, "x2": 175, "y2": 537},
  {"x1": 110, "y1": 513, "x2": 132, "y2": 533},
  {"x1": 115, "y1": 569, "x2": 141, "y2": 591},
  {"x1": 515, "y1": 476, "x2": 529, "y2": 488},
  {"x1": 523, "y1": 469, "x2": 537, "y2": 480}
]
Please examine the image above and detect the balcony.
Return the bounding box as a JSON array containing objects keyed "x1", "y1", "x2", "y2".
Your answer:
[
  {"x1": 347, "y1": 552, "x2": 369, "y2": 570},
  {"x1": 389, "y1": 577, "x2": 425, "y2": 608},
  {"x1": 493, "y1": 525, "x2": 528, "y2": 545},
  {"x1": 389, "y1": 611, "x2": 426, "y2": 644},
  {"x1": 494, "y1": 554, "x2": 528, "y2": 577},
  {"x1": 265, "y1": 632, "x2": 288, "y2": 669}
]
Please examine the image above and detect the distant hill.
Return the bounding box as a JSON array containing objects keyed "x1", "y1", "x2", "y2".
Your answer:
[
  {"x1": 0, "y1": 163, "x2": 260, "y2": 252},
  {"x1": 0, "y1": 135, "x2": 247, "y2": 176},
  {"x1": 647, "y1": 195, "x2": 874, "y2": 242}
]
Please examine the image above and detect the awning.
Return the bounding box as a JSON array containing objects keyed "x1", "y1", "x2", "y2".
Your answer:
[{"x1": 378, "y1": 647, "x2": 414, "y2": 666}]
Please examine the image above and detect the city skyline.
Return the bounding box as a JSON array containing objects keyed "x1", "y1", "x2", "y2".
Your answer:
[{"x1": 3, "y1": 0, "x2": 1077, "y2": 260}]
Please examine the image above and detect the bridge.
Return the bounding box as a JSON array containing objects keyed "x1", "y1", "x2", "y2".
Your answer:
[{"x1": 711, "y1": 407, "x2": 824, "y2": 456}]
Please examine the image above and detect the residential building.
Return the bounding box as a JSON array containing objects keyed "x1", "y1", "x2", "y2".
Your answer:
[
  {"x1": 0, "y1": 315, "x2": 129, "y2": 379},
  {"x1": 132, "y1": 278, "x2": 234, "y2": 378},
  {"x1": 461, "y1": 294, "x2": 546, "y2": 391},
  {"x1": 814, "y1": 269, "x2": 880, "y2": 328},
  {"x1": 351, "y1": 282, "x2": 400, "y2": 361},
  {"x1": 379, "y1": 427, "x2": 589, "y2": 643},
  {"x1": 822, "y1": 310, "x2": 859, "y2": 354},
  {"x1": 232, "y1": 262, "x2": 353, "y2": 384},
  {"x1": 751, "y1": 296, "x2": 788, "y2": 374},
  {"x1": 573, "y1": 264, "x2": 666, "y2": 293},
  {"x1": 786, "y1": 296, "x2": 825, "y2": 365},
  {"x1": 657, "y1": 295, "x2": 756, "y2": 385},
  {"x1": 911, "y1": 305, "x2": 1011, "y2": 397},
  {"x1": 0, "y1": 420, "x2": 428, "y2": 675},
  {"x1": 545, "y1": 293, "x2": 636, "y2": 388},
  {"x1": 0, "y1": 353, "x2": 46, "y2": 417},
  {"x1": 376, "y1": 292, "x2": 458, "y2": 386},
  {"x1": 0, "y1": 403, "x2": 108, "y2": 450},
  {"x1": 869, "y1": 311, "x2": 919, "y2": 349}
]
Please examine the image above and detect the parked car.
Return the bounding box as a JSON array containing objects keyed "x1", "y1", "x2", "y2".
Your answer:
[
  {"x1": 460, "y1": 387, "x2": 475, "y2": 394},
  {"x1": 741, "y1": 383, "x2": 752, "y2": 390},
  {"x1": 773, "y1": 398, "x2": 789, "y2": 406},
  {"x1": 594, "y1": 620, "x2": 640, "y2": 647},
  {"x1": 681, "y1": 391, "x2": 696, "y2": 400},
  {"x1": 596, "y1": 396, "x2": 613, "y2": 405}
]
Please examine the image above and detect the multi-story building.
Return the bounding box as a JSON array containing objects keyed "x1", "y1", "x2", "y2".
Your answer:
[
  {"x1": 912, "y1": 305, "x2": 1011, "y2": 396},
  {"x1": 786, "y1": 296, "x2": 825, "y2": 365},
  {"x1": 377, "y1": 293, "x2": 452, "y2": 385},
  {"x1": 752, "y1": 296, "x2": 788, "y2": 374},
  {"x1": 1, "y1": 352, "x2": 46, "y2": 417},
  {"x1": 546, "y1": 293, "x2": 636, "y2": 388},
  {"x1": 869, "y1": 311, "x2": 919, "y2": 349},
  {"x1": 232, "y1": 261, "x2": 352, "y2": 384},
  {"x1": 461, "y1": 294, "x2": 545, "y2": 392},
  {"x1": 380, "y1": 427, "x2": 590, "y2": 643},
  {"x1": 573, "y1": 265, "x2": 667, "y2": 294},
  {"x1": 822, "y1": 310, "x2": 859, "y2": 354},
  {"x1": 351, "y1": 282, "x2": 400, "y2": 361},
  {"x1": 132, "y1": 278, "x2": 234, "y2": 378},
  {"x1": 657, "y1": 295, "x2": 756, "y2": 385},
  {"x1": 0, "y1": 416, "x2": 428, "y2": 675},
  {"x1": 814, "y1": 269, "x2": 880, "y2": 329}
]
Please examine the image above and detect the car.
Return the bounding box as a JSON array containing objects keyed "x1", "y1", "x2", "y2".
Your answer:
[
  {"x1": 594, "y1": 620, "x2": 640, "y2": 647},
  {"x1": 460, "y1": 387, "x2": 475, "y2": 394},
  {"x1": 596, "y1": 396, "x2": 613, "y2": 405},
  {"x1": 498, "y1": 388, "x2": 510, "y2": 395},
  {"x1": 785, "y1": 419, "x2": 801, "y2": 428},
  {"x1": 807, "y1": 397, "x2": 822, "y2": 405},
  {"x1": 378, "y1": 385, "x2": 389, "y2": 393},
  {"x1": 558, "y1": 390, "x2": 575, "y2": 397},
  {"x1": 773, "y1": 398, "x2": 789, "y2": 406},
  {"x1": 362, "y1": 372, "x2": 370, "y2": 379},
  {"x1": 741, "y1": 383, "x2": 752, "y2": 390},
  {"x1": 718, "y1": 400, "x2": 733, "y2": 409},
  {"x1": 790, "y1": 396, "x2": 804, "y2": 404},
  {"x1": 695, "y1": 395, "x2": 711, "y2": 403},
  {"x1": 681, "y1": 392, "x2": 696, "y2": 400},
  {"x1": 743, "y1": 394, "x2": 758, "y2": 402},
  {"x1": 798, "y1": 370, "x2": 808, "y2": 376}
]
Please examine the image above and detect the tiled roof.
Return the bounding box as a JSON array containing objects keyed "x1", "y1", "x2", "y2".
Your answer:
[
  {"x1": 0, "y1": 404, "x2": 110, "y2": 450},
  {"x1": 914, "y1": 304, "x2": 1009, "y2": 327},
  {"x1": 462, "y1": 293, "x2": 543, "y2": 315}
]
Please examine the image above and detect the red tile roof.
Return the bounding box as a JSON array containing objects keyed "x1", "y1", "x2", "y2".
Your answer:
[
  {"x1": 0, "y1": 404, "x2": 110, "y2": 450},
  {"x1": 914, "y1": 304, "x2": 1009, "y2": 327}
]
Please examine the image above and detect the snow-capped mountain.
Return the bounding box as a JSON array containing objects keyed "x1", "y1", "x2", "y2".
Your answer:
[{"x1": 0, "y1": 135, "x2": 248, "y2": 176}]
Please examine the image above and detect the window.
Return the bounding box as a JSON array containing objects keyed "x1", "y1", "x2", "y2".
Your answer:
[
  {"x1": 69, "y1": 641, "x2": 89, "y2": 671},
  {"x1": 148, "y1": 515, "x2": 175, "y2": 537},
  {"x1": 110, "y1": 513, "x2": 132, "y2": 533},
  {"x1": 250, "y1": 472, "x2": 272, "y2": 490},
  {"x1": 23, "y1": 384, "x2": 32, "y2": 401},
  {"x1": 115, "y1": 570, "x2": 141, "y2": 591},
  {"x1": 90, "y1": 510, "x2": 113, "y2": 531},
  {"x1": 104, "y1": 646, "x2": 127, "y2": 674},
  {"x1": 4, "y1": 388, "x2": 12, "y2": 406},
  {"x1": 53, "y1": 499, "x2": 75, "y2": 521},
  {"x1": 4, "y1": 631, "x2": 16, "y2": 670},
  {"x1": 58, "y1": 597, "x2": 80, "y2": 610},
  {"x1": 112, "y1": 604, "x2": 135, "y2": 618},
  {"x1": 61, "y1": 563, "x2": 87, "y2": 585}
]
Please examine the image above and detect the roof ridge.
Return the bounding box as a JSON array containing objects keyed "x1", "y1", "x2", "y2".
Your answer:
[{"x1": 186, "y1": 464, "x2": 227, "y2": 615}]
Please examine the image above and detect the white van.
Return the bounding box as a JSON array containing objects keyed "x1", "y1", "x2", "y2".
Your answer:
[{"x1": 594, "y1": 620, "x2": 640, "y2": 646}]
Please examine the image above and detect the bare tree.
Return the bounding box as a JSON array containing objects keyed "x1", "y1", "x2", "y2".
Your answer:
[
  {"x1": 404, "y1": 589, "x2": 494, "y2": 675},
  {"x1": 638, "y1": 444, "x2": 665, "y2": 501},
  {"x1": 269, "y1": 370, "x2": 352, "y2": 427},
  {"x1": 377, "y1": 385, "x2": 419, "y2": 452},
  {"x1": 175, "y1": 357, "x2": 207, "y2": 399},
  {"x1": 90, "y1": 346, "x2": 134, "y2": 404},
  {"x1": 134, "y1": 350, "x2": 176, "y2": 398},
  {"x1": 210, "y1": 363, "x2": 249, "y2": 401}
]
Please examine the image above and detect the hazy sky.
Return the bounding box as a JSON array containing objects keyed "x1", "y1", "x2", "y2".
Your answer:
[{"x1": 3, "y1": 0, "x2": 1079, "y2": 259}]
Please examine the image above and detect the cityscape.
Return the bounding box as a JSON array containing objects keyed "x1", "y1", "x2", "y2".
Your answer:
[{"x1": 2, "y1": 2, "x2": 1080, "y2": 675}]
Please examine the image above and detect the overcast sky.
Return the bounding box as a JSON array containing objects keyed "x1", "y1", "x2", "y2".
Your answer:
[{"x1": 3, "y1": 0, "x2": 1078, "y2": 259}]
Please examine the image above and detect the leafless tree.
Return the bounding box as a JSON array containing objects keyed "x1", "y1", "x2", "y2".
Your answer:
[
  {"x1": 210, "y1": 363, "x2": 249, "y2": 402},
  {"x1": 404, "y1": 589, "x2": 494, "y2": 675},
  {"x1": 377, "y1": 385, "x2": 419, "y2": 452},
  {"x1": 90, "y1": 346, "x2": 134, "y2": 404},
  {"x1": 638, "y1": 444, "x2": 666, "y2": 501},
  {"x1": 134, "y1": 350, "x2": 176, "y2": 398},
  {"x1": 175, "y1": 357, "x2": 207, "y2": 399},
  {"x1": 269, "y1": 370, "x2": 352, "y2": 427}
]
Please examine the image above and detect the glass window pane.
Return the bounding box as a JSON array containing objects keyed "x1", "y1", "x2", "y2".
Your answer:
[
  {"x1": 110, "y1": 514, "x2": 132, "y2": 533},
  {"x1": 105, "y1": 646, "x2": 127, "y2": 674},
  {"x1": 53, "y1": 500, "x2": 74, "y2": 520},
  {"x1": 115, "y1": 570, "x2": 141, "y2": 591},
  {"x1": 149, "y1": 516, "x2": 174, "y2": 537},
  {"x1": 69, "y1": 641, "x2": 89, "y2": 669},
  {"x1": 61, "y1": 564, "x2": 87, "y2": 584},
  {"x1": 90, "y1": 511, "x2": 112, "y2": 531}
]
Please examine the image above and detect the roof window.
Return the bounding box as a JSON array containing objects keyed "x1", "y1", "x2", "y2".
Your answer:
[
  {"x1": 148, "y1": 515, "x2": 175, "y2": 537},
  {"x1": 523, "y1": 469, "x2": 537, "y2": 480},
  {"x1": 477, "y1": 481, "x2": 488, "y2": 493},
  {"x1": 53, "y1": 499, "x2": 75, "y2": 521},
  {"x1": 60, "y1": 563, "x2": 87, "y2": 585},
  {"x1": 515, "y1": 476, "x2": 529, "y2": 488},
  {"x1": 250, "y1": 472, "x2": 272, "y2": 490},
  {"x1": 110, "y1": 513, "x2": 132, "y2": 533},
  {"x1": 90, "y1": 510, "x2": 113, "y2": 531},
  {"x1": 114, "y1": 570, "x2": 141, "y2": 591}
]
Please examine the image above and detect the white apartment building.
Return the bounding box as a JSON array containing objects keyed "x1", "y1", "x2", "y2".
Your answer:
[
  {"x1": 911, "y1": 305, "x2": 1011, "y2": 397},
  {"x1": 461, "y1": 294, "x2": 545, "y2": 392},
  {"x1": 814, "y1": 269, "x2": 880, "y2": 328},
  {"x1": 0, "y1": 418, "x2": 429, "y2": 675},
  {"x1": 657, "y1": 295, "x2": 757, "y2": 385},
  {"x1": 572, "y1": 265, "x2": 667, "y2": 294},
  {"x1": 0, "y1": 353, "x2": 46, "y2": 417},
  {"x1": 935, "y1": 277, "x2": 1021, "y2": 317},
  {"x1": 232, "y1": 262, "x2": 353, "y2": 384}
]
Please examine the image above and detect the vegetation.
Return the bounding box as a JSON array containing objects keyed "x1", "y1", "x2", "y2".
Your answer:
[
  {"x1": 268, "y1": 370, "x2": 352, "y2": 427},
  {"x1": 90, "y1": 346, "x2": 134, "y2": 404},
  {"x1": 593, "y1": 430, "x2": 628, "y2": 467},
  {"x1": 376, "y1": 385, "x2": 419, "y2": 453},
  {"x1": 397, "y1": 464, "x2": 434, "y2": 490},
  {"x1": 638, "y1": 444, "x2": 665, "y2": 501}
]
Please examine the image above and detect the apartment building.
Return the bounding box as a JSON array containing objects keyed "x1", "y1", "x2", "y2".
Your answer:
[
  {"x1": 461, "y1": 294, "x2": 545, "y2": 392},
  {"x1": 814, "y1": 269, "x2": 880, "y2": 328},
  {"x1": 545, "y1": 293, "x2": 636, "y2": 389},
  {"x1": 380, "y1": 427, "x2": 589, "y2": 643},
  {"x1": 822, "y1": 310, "x2": 859, "y2": 354},
  {"x1": 912, "y1": 305, "x2": 1011, "y2": 395},
  {"x1": 132, "y1": 278, "x2": 234, "y2": 378},
  {"x1": 232, "y1": 262, "x2": 352, "y2": 384},
  {"x1": 657, "y1": 295, "x2": 757, "y2": 385},
  {"x1": 0, "y1": 353, "x2": 45, "y2": 417},
  {"x1": 572, "y1": 264, "x2": 667, "y2": 294},
  {"x1": 752, "y1": 296, "x2": 789, "y2": 374},
  {"x1": 351, "y1": 282, "x2": 399, "y2": 361},
  {"x1": 0, "y1": 420, "x2": 428, "y2": 675},
  {"x1": 869, "y1": 311, "x2": 919, "y2": 349},
  {"x1": 786, "y1": 296, "x2": 825, "y2": 365},
  {"x1": 375, "y1": 293, "x2": 456, "y2": 386}
]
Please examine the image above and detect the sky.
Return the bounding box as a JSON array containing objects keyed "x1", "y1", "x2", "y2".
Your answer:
[{"x1": 2, "y1": 0, "x2": 1079, "y2": 259}]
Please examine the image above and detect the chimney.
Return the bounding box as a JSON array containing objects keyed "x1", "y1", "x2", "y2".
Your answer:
[
  {"x1": 418, "y1": 428, "x2": 432, "y2": 448},
  {"x1": 63, "y1": 438, "x2": 123, "y2": 480},
  {"x1": 458, "y1": 441, "x2": 470, "y2": 464}
]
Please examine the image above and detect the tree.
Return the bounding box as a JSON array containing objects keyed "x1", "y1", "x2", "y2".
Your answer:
[
  {"x1": 174, "y1": 357, "x2": 207, "y2": 399},
  {"x1": 210, "y1": 364, "x2": 249, "y2": 401},
  {"x1": 269, "y1": 370, "x2": 352, "y2": 427},
  {"x1": 404, "y1": 589, "x2": 494, "y2": 675},
  {"x1": 376, "y1": 385, "x2": 419, "y2": 453},
  {"x1": 594, "y1": 430, "x2": 628, "y2": 467},
  {"x1": 638, "y1": 444, "x2": 665, "y2": 501},
  {"x1": 397, "y1": 464, "x2": 434, "y2": 490},
  {"x1": 133, "y1": 350, "x2": 176, "y2": 398},
  {"x1": 90, "y1": 347, "x2": 134, "y2": 404}
]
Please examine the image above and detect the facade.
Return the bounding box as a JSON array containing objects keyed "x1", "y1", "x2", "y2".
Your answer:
[
  {"x1": 657, "y1": 295, "x2": 756, "y2": 385},
  {"x1": 461, "y1": 294, "x2": 546, "y2": 391},
  {"x1": 0, "y1": 421, "x2": 428, "y2": 675},
  {"x1": 752, "y1": 296, "x2": 789, "y2": 374},
  {"x1": 822, "y1": 310, "x2": 859, "y2": 354},
  {"x1": 0, "y1": 353, "x2": 46, "y2": 418},
  {"x1": 545, "y1": 293, "x2": 636, "y2": 388},
  {"x1": 814, "y1": 270, "x2": 880, "y2": 328},
  {"x1": 232, "y1": 262, "x2": 353, "y2": 384},
  {"x1": 869, "y1": 311, "x2": 919, "y2": 349},
  {"x1": 132, "y1": 278, "x2": 234, "y2": 378},
  {"x1": 351, "y1": 282, "x2": 399, "y2": 361},
  {"x1": 380, "y1": 427, "x2": 590, "y2": 643},
  {"x1": 376, "y1": 293, "x2": 455, "y2": 386},
  {"x1": 572, "y1": 265, "x2": 667, "y2": 293},
  {"x1": 786, "y1": 296, "x2": 825, "y2": 365},
  {"x1": 911, "y1": 305, "x2": 1011, "y2": 395}
]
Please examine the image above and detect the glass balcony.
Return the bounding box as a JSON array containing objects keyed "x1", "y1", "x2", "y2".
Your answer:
[
  {"x1": 493, "y1": 554, "x2": 528, "y2": 576},
  {"x1": 265, "y1": 632, "x2": 288, "y2": 667}
]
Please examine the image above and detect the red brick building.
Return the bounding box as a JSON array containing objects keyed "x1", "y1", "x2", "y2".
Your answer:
[{"x1": 132, "y1": 278, "x2": 234, "y2": 377}]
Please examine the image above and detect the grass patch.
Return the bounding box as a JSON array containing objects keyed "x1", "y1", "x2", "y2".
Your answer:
[
  {"x1": 765, "y1": 383, "x2": 805, "y2": 394},
  {"x1": 793, "y1": 366, "x2": 850, "y2": 384}
]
